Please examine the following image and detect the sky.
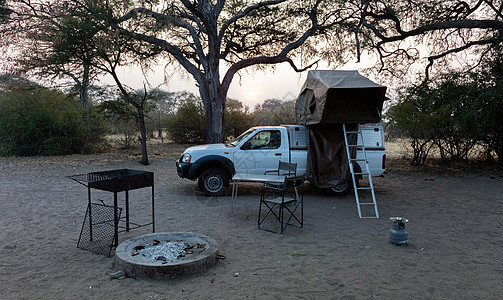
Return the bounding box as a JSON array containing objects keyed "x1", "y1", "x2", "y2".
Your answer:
[{"x1": 104, "y1": 57, "x2": 379, "y2": 109}]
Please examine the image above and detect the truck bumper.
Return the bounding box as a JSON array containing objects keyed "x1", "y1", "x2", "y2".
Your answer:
[{"x1": 176, "y1": 161, "x2": 198, "y2": 180}]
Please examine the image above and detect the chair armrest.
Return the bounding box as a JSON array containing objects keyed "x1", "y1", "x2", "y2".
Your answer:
[
  {"x1": 262, "y1": 185, "x2": 284, "y2": 191},
  {"x1": 264, "y1": 170, "x2": 279, "y2": 175}
]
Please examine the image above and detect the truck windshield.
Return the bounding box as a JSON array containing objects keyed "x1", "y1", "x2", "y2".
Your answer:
[{"x1": 228, "y1": 128, "x2": 256, "y2": 147}]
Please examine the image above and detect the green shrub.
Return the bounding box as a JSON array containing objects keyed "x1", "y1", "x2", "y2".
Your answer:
[
  {"x1": 167, "y1": 100, "x2": 207, "y2": 144},
  {"x1": 387, "y1": 69, "x2": 503, "y2": 164},
  {"x1": 0, "y1": 82, "x2": 104, "y2": 156},
  {"x1": 166, "y1": 98, "x2": 256, "y2": 144},
  {"x1": 225, "y1": 99, "x2": 255, "y2": 140}
]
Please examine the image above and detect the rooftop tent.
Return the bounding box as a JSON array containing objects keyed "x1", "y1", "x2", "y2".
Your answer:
[
  {"x1": 296, "y1": 70, "x2": 387, "y2": 189},
  {"x1": 295, "y1": 70, "x2": 387, "y2": 125}
]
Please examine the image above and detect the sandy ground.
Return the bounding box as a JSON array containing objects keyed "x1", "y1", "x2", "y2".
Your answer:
[{"x1": 0, "y1": 141, "x2": 502, "y2": 299}]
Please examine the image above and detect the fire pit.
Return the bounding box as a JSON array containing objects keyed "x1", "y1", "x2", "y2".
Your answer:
[{"x1": 114, "y1": 232, "x2": 219, "y2": 279}]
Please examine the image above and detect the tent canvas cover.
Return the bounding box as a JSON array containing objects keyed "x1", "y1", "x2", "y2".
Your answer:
[
  {"x1": 295, "y1": 70, "x2": 386, "y2": 125},
  {"x1": 294, "y1": 70, "x2": 387, "y2": 189}
]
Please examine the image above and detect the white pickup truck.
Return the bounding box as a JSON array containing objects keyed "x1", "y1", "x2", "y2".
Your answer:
[{"x1": 176, "y1": 124, "x2": 386, "y2": 196}]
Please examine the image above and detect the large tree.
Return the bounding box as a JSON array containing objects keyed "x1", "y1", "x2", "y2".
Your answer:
[
  {"x1": 6, "y1": 0, "x2": 98, "y2": 111},
  {"x1": 354, "y1": 0, "x2": 503, "y2": 79},
  {"x1": 113, "y1": 0, "x2": 503, "y2": 143},
  {"x1": 6, "y1": 0, "x2": 159, "y2": 164},
  {"x1": 113, "y1": 0, "x2": 353, "y2": 143},
  {"x1": 5, "y1": 0, "x2": 503, "y2": 146}
]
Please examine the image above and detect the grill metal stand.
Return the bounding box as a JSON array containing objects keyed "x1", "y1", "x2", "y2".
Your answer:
[{"x1": 69, "y1": 169, "x2": 155, "y2": 248}]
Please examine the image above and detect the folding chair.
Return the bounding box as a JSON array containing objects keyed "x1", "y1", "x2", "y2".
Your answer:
[
  {"x1": 264, "y1": 161, "x2": 297, "y2": 176},
  {"x1": 258, "y1": 175, "x2": 305, "y2": 234},
  {"x1": 264, "y1": 161, "x2": 298, "y2": 198}
]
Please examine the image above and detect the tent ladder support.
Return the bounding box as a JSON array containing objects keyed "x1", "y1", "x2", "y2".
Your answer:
[{"x1": 343, "y1": 123, "x2": 379, "y2": 219}]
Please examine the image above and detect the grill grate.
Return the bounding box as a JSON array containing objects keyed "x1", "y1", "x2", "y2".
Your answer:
[
  {"x1": 68, "y1": 173, "x2": 114, "y2": 183},
  {"x1": 77, "y1": 202, "x2": 122, "y2": 257}
]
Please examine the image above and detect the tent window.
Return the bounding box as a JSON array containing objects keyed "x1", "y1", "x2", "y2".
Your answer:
[{"x1": 308, "y1": 96, "x2": 316, "y2": 114}]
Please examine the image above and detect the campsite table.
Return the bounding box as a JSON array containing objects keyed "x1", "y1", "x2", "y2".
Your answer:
[
  {"x1": 231, "y1": 173, "x2": 288, "y2": 213},
  {"x1": 68, "y1": 169, "x2": 155, "y2": 247}
]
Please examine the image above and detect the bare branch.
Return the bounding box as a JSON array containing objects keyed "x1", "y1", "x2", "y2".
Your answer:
[
  {"x1": 483, "y1": 0, "x2": 503, "y2": 20},
  {"x1": 425, "y1": 37, "x2": 500, "y2": 79},
  {"x1": 220, "y1": 4, "x2": 320, "y2": 92},
  {"x1": 218, "y1": 0, "x2": 288, "y2": 40}
]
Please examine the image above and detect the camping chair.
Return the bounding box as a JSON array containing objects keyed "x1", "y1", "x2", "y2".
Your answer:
[
  {"x1": 264, "y1": 161, "x2": 297, "y2": 176},
  {"x1": 258, "y1": 175, "x2": 305, "y2": 234},
  {"x1": 264, "y1": 161, "x2": 298, "y2": 198}
]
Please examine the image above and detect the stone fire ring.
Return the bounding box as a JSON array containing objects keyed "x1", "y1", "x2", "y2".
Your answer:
[{"x1": 113, "y1": 232, "x2": 219, "y2": 279}]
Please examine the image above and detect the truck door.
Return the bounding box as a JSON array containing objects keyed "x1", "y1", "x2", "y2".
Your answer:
[{"x1": 233, "y1": 129, "x2": 289, "y2": 175}]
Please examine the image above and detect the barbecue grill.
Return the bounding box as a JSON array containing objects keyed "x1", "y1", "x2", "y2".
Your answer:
[{"x1": 69, "y1": 169, "x2": 155, "y2": 251}]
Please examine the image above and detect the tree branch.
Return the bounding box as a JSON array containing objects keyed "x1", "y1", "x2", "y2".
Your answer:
[
  {"x1": 425, "y1": 38, "x2": 500, "y2": 79},
  {"x1": 365, "y1": 18, "x2": 503, "y2": 46},
  {"x1": 220, "y1": 3, "x2": 320, "y2": 92},
  {"x1": 113, "y1": 8, "x2": 205, "y2": 83},
  {"x1": 218, "y1": 0, "x2": 288, "y2": 40}
]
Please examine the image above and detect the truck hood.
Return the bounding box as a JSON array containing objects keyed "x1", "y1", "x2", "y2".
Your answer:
[
  {"x1": 185, "y1": 143, "x2": 230, "y2": 152},
  {"x1": 183, "y1": 144, "x2": 233, "y2": 161}
]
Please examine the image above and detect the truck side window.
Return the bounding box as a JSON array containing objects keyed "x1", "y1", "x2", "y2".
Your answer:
[{"x1": 247, "y1": 130, "x2": 281, "y2": 150}]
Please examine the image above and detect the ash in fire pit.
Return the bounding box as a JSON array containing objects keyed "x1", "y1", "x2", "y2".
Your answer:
[
  {"x1": 132, "y1": 240, "x2": 206, "y2": 263},
  {"x1": 114, "y1": 232, "x2": 218, "y2": 279}
]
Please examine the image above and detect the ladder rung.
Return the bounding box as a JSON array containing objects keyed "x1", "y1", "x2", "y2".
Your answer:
[
  {"x1": 350, "y1": 158, "x2": 367, "y2": 162},
  {"x1": 345, "y1": 131, "x2": 360, "y2": 134},
  {"x1": 356, "y1": 187, "x2": 372, "y2": 190},
  {"x1": 347, "y1": 144, "x2": 365, "y2": 148},
  {"x1": 353, "y1": 172, "x2": 369, "y2": 175},
  {"x1": 359, "y1": 202, "x2": 376, "y2": 205}
]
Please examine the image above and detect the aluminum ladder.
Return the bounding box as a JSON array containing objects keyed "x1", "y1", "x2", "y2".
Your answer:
[{"x1": 342, "y1": 124, "x2": 379, "y2": 219}]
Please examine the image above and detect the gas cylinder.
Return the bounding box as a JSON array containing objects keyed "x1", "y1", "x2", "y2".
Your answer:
[{"x1": 390, "y1": 217, "x2": 408, "y2": 246}]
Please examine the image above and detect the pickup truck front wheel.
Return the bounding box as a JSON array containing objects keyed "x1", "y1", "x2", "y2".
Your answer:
[
  {"x1": 198, "y1": 167, "x2": 230, "y2": 196},
  {"x1": 326, "y1": 178, "x2": 354, "y2": 196}
]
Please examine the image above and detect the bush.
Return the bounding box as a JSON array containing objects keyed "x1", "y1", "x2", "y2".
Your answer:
[
  {"x1": 167, "y1": 100, "x2": 207, "y2": 144},
  {"x1": 0, "y1": 81, "x2": 104, "y2": 156},
  {"x1": 109, "y1": 118, "x2": 140, "y2": 149},
  {"x1": 225, "y1": 99, "x2": 255, "y2": 140},
  {"x1": 166, "y1": 98, "x2": 256, "y2": 144},
  {"x1": 253, "y1": 99, "x2": 297, "y2": 125},
  {"x1": 386, "y1": 85, "x2": 442, "y2": 165},
  {"x1": 387, "y1": 68, "x2": 503, "y2": 164}
]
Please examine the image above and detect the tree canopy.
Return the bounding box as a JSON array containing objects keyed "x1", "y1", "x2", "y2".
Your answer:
[
  {"x1": 109, "y1": 0, "x2": 355, "y2": 142},
  {"x1": 356, "y1": 0, "x2": 503, "y2": 78},
  {"x1": 3, "y1": 0, "x2": 503, "y2": 147},
  {"x1": 387, "y1": 49, "x2": 503, "y2": 164}
]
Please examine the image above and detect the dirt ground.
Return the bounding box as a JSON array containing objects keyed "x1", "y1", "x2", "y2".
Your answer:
[{"x1": 0, "y1": 141, "x2": 502, "y2": 299}]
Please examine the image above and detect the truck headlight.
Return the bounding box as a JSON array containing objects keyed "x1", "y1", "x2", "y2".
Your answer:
[{"x1": 181, "y1": 153, "x2": 191, "y2": 163}]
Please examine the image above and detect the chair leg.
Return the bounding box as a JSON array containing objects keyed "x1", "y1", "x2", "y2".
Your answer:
[
  {"x1": 259, "y1": 185, "x2": 304, "y2": 234},
  {"x1": 280, "y1": 204, "x2": 284, "y2": 233},
  {"x1": 300, "y1": 198, "x2": 303, "y2": 227},
  {"x1": 258, "y1": 199, "x2": 263, "y2": 228},
  {"x1": 281, "y1": 200, "x2": 303, "y2": 232},
  {"x1": 258, "y1": 201, "x2": 281, "y2": 233}
]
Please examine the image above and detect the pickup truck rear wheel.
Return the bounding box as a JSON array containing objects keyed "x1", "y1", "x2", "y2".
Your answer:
[
  {"x1": 326, "y1": 178, "x2": 354, "y2": 196},
  {"x1": 198, "y1": 167, "x2": 230, "y2": 196}
]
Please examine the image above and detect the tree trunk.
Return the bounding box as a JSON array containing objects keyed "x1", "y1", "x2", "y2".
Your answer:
[
  {"x1": 138, "y1": 109, "x2": 149, "y2": 165},
  {"x1": 80, "y1": 63, "x2": 90, "y2": 112},
  {"x1": 199, "y1": 67, "x2": 227, "y2": 144},
  {"x1": 204, "y1": 98, "x2": 225, "y2": 143}
]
